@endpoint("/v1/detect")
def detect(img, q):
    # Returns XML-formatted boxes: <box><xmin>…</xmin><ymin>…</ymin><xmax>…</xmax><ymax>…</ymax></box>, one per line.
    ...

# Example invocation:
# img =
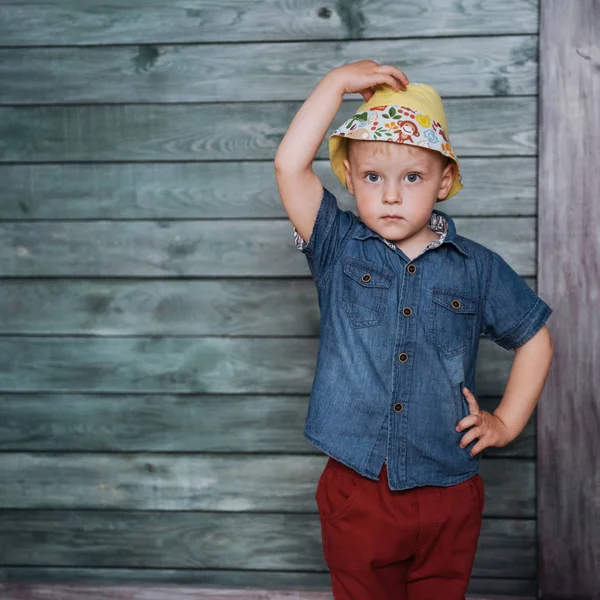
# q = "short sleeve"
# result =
<box><xmin>291</xmin><ymin>186</ymin><xmax>355</xmax><ymax>286</ymax></box>
<box><xmin>481</xmin><ymin>250</ymin><xmax>553</xmax><ymax>350</ymax></box>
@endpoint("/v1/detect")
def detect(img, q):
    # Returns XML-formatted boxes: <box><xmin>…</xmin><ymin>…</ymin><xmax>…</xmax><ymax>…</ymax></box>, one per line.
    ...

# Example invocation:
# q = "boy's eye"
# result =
<box><xmin>366</xmin><ymin>173</ymin><xmax>380</xmax><ymax>182</ymax></box>
<box><xmin>406</xmin><ymin>173</ymin><xmax>421</xmax><ymax>183</ymax></box>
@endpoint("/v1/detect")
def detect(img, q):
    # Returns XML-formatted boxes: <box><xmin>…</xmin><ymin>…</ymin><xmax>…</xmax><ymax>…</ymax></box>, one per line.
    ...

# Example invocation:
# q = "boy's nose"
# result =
<box><xmin>383</xmin><ymin>186</ymin><xmax>401</xmax><ymax>203</ymax></box>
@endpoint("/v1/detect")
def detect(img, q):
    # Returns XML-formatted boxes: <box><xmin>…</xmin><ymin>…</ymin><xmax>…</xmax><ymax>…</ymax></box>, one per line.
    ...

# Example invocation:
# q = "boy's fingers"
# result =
<box><xmin>456</xmin><ymin>412</ymin><xmax>481</xmax><ymax>432</ymax></box>
<box><xmin>459</xmin><ymin>426</ymin><xmax>482</xmax><ymax>448</ymax></box>
<box><xmin>462</xmin><ymin>387</ymin><xmax>480</xmax><ymax>413</ymax></box>
<box><xmin>456</xmin><ymin>388</ymin><xmax>482</xmax><ymax>432</ymax></box>
<box><xmin>382</xmin><ymin>75</ymin><xmax>402</xmax><ymax>91</ymax></box>
<box><xmin>469</xmin><ymin>442</ymin><xmax>485</xmax><ymax>457</ymax></box>
<box><xmin>377</xmin><ymin>64</ymin><xmax>410</xmax><ymax>87</ymax></box>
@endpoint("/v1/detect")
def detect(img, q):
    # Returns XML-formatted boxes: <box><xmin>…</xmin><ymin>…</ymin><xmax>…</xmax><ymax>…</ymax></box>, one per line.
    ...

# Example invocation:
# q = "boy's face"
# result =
<box><xmin>342</xmin><ymin>140</ymin><xmax>455</xmax><ymax>246</ymax></box>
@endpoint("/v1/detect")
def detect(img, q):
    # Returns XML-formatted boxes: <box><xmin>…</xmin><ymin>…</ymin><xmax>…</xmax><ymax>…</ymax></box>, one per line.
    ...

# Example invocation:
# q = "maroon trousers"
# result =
<box><xmin>315</xmin><ymin>457</ymin><xmax>484</xmax><ymax>600</ymax></box>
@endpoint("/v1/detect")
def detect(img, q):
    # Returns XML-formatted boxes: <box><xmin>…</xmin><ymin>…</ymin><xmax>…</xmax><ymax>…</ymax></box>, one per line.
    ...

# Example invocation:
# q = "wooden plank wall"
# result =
<box><xmin>0</xmin><ymin>1</ymin><xmax>540</xmax><ymax>596</ymax></box>
<box><xmin>538</xmin><ymin>1</ymin><xmax>600</xmax><ymax>598</ymax></box>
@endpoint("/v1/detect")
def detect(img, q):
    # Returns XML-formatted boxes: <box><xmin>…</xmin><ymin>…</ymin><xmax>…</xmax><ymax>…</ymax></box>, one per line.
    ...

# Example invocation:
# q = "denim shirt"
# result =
<box><xmin>292</xmin><ymin>186</ymin><xmax>553</xmax><ymax>490</ymax></box>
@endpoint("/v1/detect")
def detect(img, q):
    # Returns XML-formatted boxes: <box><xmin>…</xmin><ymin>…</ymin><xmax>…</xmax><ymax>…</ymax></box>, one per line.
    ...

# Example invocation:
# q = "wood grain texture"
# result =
<box><xmin>0</xmin><ymin>570</ymin><xmax>537</xmax><ymax>595</ymax></box>
<box><xmin>0</xmin><ymin>0</ymin><xmax>543</xmax><ymax>593</ymax></box>
<box><xmin>0</xmin><ymin>453</ymin><xmax>534</xmax><ymax>516</ymax></box>
<box><xmin>538</xmin><ymin>0</ymin><xmax>600</xmax><ymax>597</ymax></box>
<box><xmin>0</xmin><ymin>158</ymin><xmax>537</xmax><ymax>220</ymax></box>
<box><xmin>0</xmin><ymin>583</ymin><xmax>537</xmax><ymax>600</ymax></box>
<box><xmin>0</xmin><ymin>511</ymin><xmax>536</xmax><ymax>577</ymax></box>
<box><xmin>0</xmin><ymin>276</ymin><xmax>537</xmax><ymax>336</ymax></box>
<box><xmin>0</xmin><ymin>217</ymin><xmax>538</xmax><ymax>277</ymax></box>
<box><xmin>0</xmin><ymin>394</ymin><xmax>535</xmax><ymax>458</ymax></box>
<box><xmin>0</xmin><ymin>336</ymin><xmax>523</xmax><ymax>396</ymax></box>
<box><xmin>0</xmin><ymin>0</ymin><xmax>539</xmax><ymax>45</ymax></box>
<box><xmin>0</xmin><ymin>98</ymin><xmax>537</xmax><ymax>162</ymax></box>
<box><xmin>0</xmin><ymin>36</ymin><xmax>537</xmax><ymax>104</ymax></box>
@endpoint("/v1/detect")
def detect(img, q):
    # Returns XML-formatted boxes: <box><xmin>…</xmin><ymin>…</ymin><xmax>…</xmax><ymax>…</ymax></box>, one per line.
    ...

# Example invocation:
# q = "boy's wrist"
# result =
<box><xmin>491</xmin><ymin>409</ymin><xmax>521</xmax><ymax>444</ymax></box>
<box><xmin>320</xmin><ymin>70</ymin><xmax>347</xmax><ymax>98</ymax></box>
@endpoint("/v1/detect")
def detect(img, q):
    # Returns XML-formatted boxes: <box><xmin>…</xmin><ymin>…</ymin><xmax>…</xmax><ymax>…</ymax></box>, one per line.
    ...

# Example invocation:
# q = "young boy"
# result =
<box><xmin>273</xmin><ymin>60</ymin><xmax>554</xmax><ymax>599</ymax></box>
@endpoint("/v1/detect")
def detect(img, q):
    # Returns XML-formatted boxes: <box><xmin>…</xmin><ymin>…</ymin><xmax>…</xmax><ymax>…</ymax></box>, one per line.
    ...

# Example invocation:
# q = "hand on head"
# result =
<box><xmin>329</xmin><ymin>60</ymin><xmax>410</xmax><ymax>101</ymax></box>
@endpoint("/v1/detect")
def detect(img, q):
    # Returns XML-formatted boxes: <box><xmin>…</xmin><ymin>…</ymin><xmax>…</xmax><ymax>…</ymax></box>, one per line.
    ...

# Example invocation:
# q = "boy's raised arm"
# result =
<box><xmin>273</xmin><ymin>61</ymin><xmax>409</xmax><ymax>244</ymax></box>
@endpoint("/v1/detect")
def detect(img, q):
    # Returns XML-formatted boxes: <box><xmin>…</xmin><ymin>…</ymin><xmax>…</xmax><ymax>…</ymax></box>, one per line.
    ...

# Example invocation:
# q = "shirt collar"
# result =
<box><xmin>351</xmin><ymin>208</ymin><xmax>470</xmax><ymax>257</ymax></box>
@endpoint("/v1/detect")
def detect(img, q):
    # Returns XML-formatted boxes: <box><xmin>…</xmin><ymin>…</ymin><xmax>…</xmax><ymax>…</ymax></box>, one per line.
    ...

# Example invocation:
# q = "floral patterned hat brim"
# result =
<box><xmin>330</xmin><ymin>104</ymin><xmax>463</xmax><ymax>200</ymax></box>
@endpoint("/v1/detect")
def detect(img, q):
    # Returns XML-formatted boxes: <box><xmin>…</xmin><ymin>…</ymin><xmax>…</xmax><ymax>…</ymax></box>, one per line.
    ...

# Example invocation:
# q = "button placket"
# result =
<box><xmin>389</xmin><ymin>258</ymin><xmax>421</xmax><ymax>486</ymax></box>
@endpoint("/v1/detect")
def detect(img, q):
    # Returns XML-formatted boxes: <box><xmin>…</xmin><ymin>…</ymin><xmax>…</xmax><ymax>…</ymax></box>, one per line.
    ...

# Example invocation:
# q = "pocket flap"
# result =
<box><xmin>432</xmin><ymin>289</ymin><xmax>478</xmax><ymax>314</ymax></box>
<box><xmin>343</xmin><ymin>257</ymin><xmax>393</xmax><ymax>289</ymax></box>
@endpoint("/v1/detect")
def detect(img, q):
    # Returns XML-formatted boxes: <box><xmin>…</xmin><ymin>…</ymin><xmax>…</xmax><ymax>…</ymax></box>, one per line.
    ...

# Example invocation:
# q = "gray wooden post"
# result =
<box><xmin>538</xmin><ymin>0</ymin><xmax>600</xmax><ymax>597</ymax></box>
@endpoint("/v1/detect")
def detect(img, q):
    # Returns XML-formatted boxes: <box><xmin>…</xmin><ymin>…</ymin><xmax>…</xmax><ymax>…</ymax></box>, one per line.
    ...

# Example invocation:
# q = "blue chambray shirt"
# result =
<box><xmin>293</xmin><ymin>186</ymin><xmax>553</xmax><ymax>490</ymax></box>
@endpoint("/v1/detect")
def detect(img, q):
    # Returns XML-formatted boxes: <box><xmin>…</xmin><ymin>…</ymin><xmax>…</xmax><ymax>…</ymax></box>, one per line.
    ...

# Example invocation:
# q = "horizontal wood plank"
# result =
<box><xmin>0</xmin><ymin>98</ymin><xmax>536</xmax><ymax>163</ymax></box>
<box><xmin>0</xmin><ymin>158</ymin><xmax>537</xmax><ymax>220</ymax></box>
<box><xmin>0</xmin><ymin>570</ymin><xmax>537</xmax><ymax>595</ymax></box>
<box><xmin>0</xmin><ymin>337</ymin><xmax>522</xmax><ymax>396</ymax></box>
<box><xmin>0</xmin><ymin>36</ymin><xmax>537</xmax><ymax>104</ymax></box>
<box><xmin>0</xmin><ymin>453</ymin><xmax>534</xmax><ymax>517</ymax></box>
<box><xmin>0</xmin><ymin>217</ymin><xmax>537</xmax><ymax>277</ymax></box>
<box><xmin>0</xmin><ymin>394</ymin><xmax>535</xmax><ymax>458</ymax></box>
<box><xmin>0</xmin><ymin>0</ymin><xmax>539</xmax><ymax>45</ymax></box>
<box><xmin>0</xmin><ymin>276</ymin><xmax>537</xmax><ymax>336</ymax></box>
<box><xmin>0</xmin><ymin>583</ymin><xmax>537</xmax><ymax>600</ymax></box>
<box><xmin>0</xmin><ymin>511</ymin><xmax>536</xmax><ymax>578</ymax></box>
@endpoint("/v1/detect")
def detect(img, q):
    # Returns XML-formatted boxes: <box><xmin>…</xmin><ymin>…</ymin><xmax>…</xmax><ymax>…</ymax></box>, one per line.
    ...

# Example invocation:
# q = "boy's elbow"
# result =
<box><xmin>274</xmin><ymin>153</ymin><xmax>300</xmax><ymax>176</ymax></box>
<box><xmin>273</xmin><ymin>155</ymin><xmax>287</xmax><ymax>174</ymax></box>
<box><xmin>274</xmin><ymin>142</ymin><xmax>293</xmax><ymax>172</ymax></box>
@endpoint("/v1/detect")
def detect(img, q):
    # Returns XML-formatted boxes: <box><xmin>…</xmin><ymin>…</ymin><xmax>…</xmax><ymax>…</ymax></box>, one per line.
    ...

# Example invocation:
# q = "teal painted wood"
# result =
<box><xmin>0</xmin><ymin>394</ymin><xmax>535</xmax><ymax>458</ymax></box>
<box><xmin>0</xmin><ymin>573</ymin><xmax>334</xmax><ymax>593</ymax></box>
<box><xmin>0</xmin><ymin>454</ymin><xmax>534</xmax><ymax>517</ymax></box>
<box><xmin>0</xmin><ymin>0</ymin><xmax>541</xmax><ymax>592</ymax></box>
<box><xmin>0</xmin><ymin>217</ymin><xmax>538</xmax><ymax>277</ymax></box>
<box><xmin>0</xmin><ymin>583</ymin><xmax>537</xmax><ymax>600</ymax></box>
<box><xmin>0</xmin><ymin>158</ymin><xmax>537</xmax><ymax>220</ymax></box>
<box><xmin>0</xmin><ymin>0</ymin><xmax>539</xmax><ymax>45</ymax></box>
<box><xmin>0</xmin><ymin>36</ymin><xmax>537</xmax><ymax>104</ymax></box>
<box><xmin>0</xmin><ymin>336</ymin><xmax>524</xmax><ymax>396</ymax></box>
<box><xmin>0</xmin><ymin>573</ymin><xmax>537</xmax><ymax>596</ymax></box>
<box><xmin>0</xmin><ymin>511</ymin><xmax>535</xmax><ymax>578</ymax></box>
<box><xmin>0</xmin><ymin>277</ymin><xmax>537</xmax><ymax>336</ymax></box>
<box><xmin>0</xmin><ymin>98</ymin><xmax>536</xmax><ymax>162</ymax></box>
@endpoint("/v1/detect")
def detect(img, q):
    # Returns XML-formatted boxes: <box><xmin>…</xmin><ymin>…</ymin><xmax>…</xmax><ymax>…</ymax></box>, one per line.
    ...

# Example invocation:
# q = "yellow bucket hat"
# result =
<box><xmin>329</xmin><ymin>82</ymin><xmax>463</xmax><ymax>201</ymax></box>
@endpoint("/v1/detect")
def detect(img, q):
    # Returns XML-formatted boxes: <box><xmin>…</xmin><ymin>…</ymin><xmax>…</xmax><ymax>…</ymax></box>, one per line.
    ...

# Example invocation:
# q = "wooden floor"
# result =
<box><xmin>0</xmin><ymin>585</ymin><xmax>536</xmax><ymax>599</ymax></box>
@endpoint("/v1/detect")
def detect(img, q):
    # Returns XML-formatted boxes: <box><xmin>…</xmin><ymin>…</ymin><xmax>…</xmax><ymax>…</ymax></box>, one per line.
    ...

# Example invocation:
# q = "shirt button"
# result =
<box><xmin>402</xmin><ymin>306</ymin><xmax>412</xmax><ymax>317</ymax></box>
<box><xmin>407</xmin><ymin>263</ymin><xmax>416</xmax><ymax>274</ymax></box>
<box><xmin>398</xmin><ymin>352</ymin><xmax>408</xmax><ymax>363</ymax></box>
<box><xmin>362</xmin><ymin>273</ymin><xmax>372</xmax><ymax>283</ymax></box>
<box><xmin>451</xmin><ymin>299</ymin><xmax>461</xmax><ymax>309</ymax></box>
<box><xmin>393</xmin><ymin>402</ymin><xmax>404</xmax><ymax>413</ymax></box>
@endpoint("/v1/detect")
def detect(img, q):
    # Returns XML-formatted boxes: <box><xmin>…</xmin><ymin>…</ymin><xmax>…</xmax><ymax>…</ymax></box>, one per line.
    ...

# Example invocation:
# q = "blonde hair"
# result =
<box><xmin>346</xmin><ymin>138</ymin><xmax>450</xmax><ymax>169</ymax></box>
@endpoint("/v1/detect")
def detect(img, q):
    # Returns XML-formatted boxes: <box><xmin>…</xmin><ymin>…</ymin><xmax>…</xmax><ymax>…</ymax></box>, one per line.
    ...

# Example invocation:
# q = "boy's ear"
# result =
<box><xmin>343</xmin><ymin>158</ymin><xmax>355</xmax><ymax>196</ymax></box>
<box><xmin>437</xmin><ymin>160</ymin><xmax>456</xmax><ymax>201</ymax></box>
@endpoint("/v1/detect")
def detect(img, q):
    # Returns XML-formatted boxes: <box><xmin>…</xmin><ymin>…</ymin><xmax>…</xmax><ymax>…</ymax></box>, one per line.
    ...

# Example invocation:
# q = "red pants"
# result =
<box><xmin>315</xmin><ymin>457</ymin><xmax>484</xmax><ymax>600</ymax></box>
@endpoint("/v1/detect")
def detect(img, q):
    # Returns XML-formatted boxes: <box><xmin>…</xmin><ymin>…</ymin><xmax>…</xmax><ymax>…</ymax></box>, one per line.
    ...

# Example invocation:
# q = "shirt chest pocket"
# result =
<box><xmin>427</xmin><ymin>288</ymin><xmax>479</xmax><ymax>356</ymax></box>
<box><xmin>342</xmin><ymin>257</ymin><xmax>394</xmax><ymax>328</ymax></box>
